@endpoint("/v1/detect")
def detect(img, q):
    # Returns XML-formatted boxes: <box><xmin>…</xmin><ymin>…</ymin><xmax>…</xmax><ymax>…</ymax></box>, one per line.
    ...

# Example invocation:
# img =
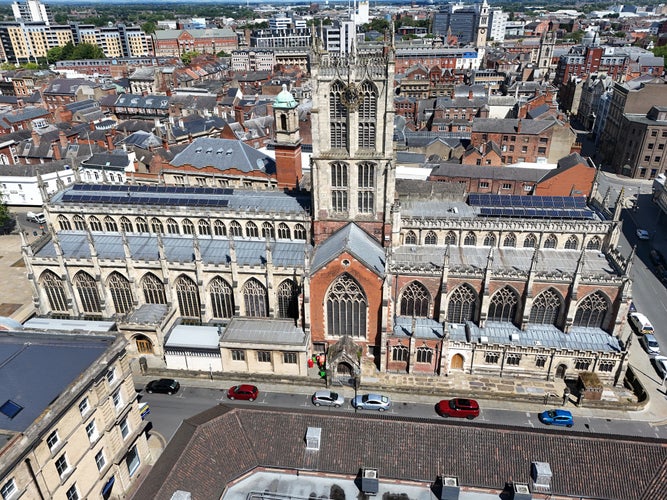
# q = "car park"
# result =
<box><xmin>436</xmin><ymin>398</ymin><xmax>480</xmax><ymax>419</ymax></box>
<box><xmin>651</xmin><ymin>356</ymin><xmax>667</xmax><ymax>379</ymax></box>
<box><xmin>227</xmin><ymin>384</ymin><xmax>259</xmax><ymax>401</ymax></box>
<box><xmin>312</xmin><ymin>390</ymin><xmax>344</xmax><ymax>407</ymax></box>
<box><xmin>637</xmin><ymin>229</ymin><xmax>651</xmax><ymax>240</ymax></box>
<box><xmin>145</xmin><ymin>378</ymin><xmax>180</xmax><ymax>395</ymax></box>
<box><xmin>351</xmin><ymin>393</ymin><xmax>391</xmax><ymax>411</ymax></box>
<box><xmin>539</xmin><ymin>409</ymin><xmax>573</xmax><ymax>427</ymax></box>
<box><xmin>628</xmin><ymin>312</ymin><xmax>654</xmax><ymax>335</ymax></box>
<box><xmin>640</xmin><ymin>334</ymin><xmax>661</xmax><ymax>355</ymax></box>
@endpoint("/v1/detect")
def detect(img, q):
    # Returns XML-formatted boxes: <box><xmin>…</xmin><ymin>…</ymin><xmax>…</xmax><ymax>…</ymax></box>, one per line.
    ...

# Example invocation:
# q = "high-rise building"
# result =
<box><xmin>488</xmin><ymin>7</ymin><xmax>508</xmax><ymax>42</ymax></box>
<box><xmin>11</xmin><ymin>0</ymin><xmax>53</xmax><ymax>25</ymax></box>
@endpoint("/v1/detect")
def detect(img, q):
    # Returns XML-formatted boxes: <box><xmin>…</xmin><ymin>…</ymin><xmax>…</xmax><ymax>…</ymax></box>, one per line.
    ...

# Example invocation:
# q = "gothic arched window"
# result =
<box><xmin>41</xmin><ymin>270</ymin><xmax>68</xmax><ymax>312</ymax></box>
<box><xmin>444</xmin><ymin>231</ymin><xmax>457</xmax><ymax>245</ymax></box>
<box><xmin>294</xmin><ymin>224</ymin><xmax>307</xmax><ymax>240</ymax></box>
<box><xmin>331</xmin><ymin>162</ymin><xmax>349</xmax><ymax>213</ymax></box>
<box><xmin>104</xmin><ymin>216</ymin><xmax>117</xmax><ymax>232</ymax></box>
<box><xmin>182</xmin><ymin>219</ymin><xmax>194</xmax><ymax>235</ymax></box>
<box><xmin>198</xmin><ymin>220</ymin><xmax>211</xmax><ymax>236</ymax></box>
<box><xmin>141</xmin><ymin>273</ymin><xmax>166</xmax><ymax>305</ymax></box>
<box><xmin>488</xmin><ymin>286</ymin><xmax>519</xmax><ymax>323</ymax></box>
<box><xmin>392</xmin><ymin>343</ymin><xmax>409</xmax><ymax>362</ymax></box>
<box><xmin>544</xmin><ymin>234</ymin><xmax>558</xmax><ymax>249</ymax></box>
<box><xmin>230</xmin><ymin>220</ymin><xmax>243</xmax><ymax>237</ymax></box>
<box><xmin>405</xmin><ymin>231</ymin><xmax>417</xmax><ymax>245</ymax></box>
<box><xmin>74</xmin><ymin>272</ymin><xmax>101</xmax><ymax>313</ymax></box>
<box><xmin>176</xmin><ymin>275</ymin><xmax>200</xmax><ymax>320</ymax></box>
<box><xmin>483</xmin><ymin>232</ymin><xmax>496</xmax><ymax>247</ymax></box>
<box><xmin>503</xmin><ymin>233</ymin><xmax>516</xmax><ymax>247</ymax></box>
<box><xmin>529</xmin><ymin>288</ymin><xmax>562</xmax><ymax>326</ymax></box>
<box><xmin>400</xmin><ymin>281</ymin><xmax>431</xmax><ymax>317</ymax></box>
<box><xmin>464</xmin><ymin>232</ymin><xmax>476</xmax><ymax>246</ymax></box>
<box><xmin>358</xmin><ymin>162</ymin><xmax>375</xmax><ymax>213</ymax></box>
<box><xmin>242</xmin><ymin>278</ymin><xmax>268</xmax><ymax>317</ymax></box>
<box><xmin>120</xmin><ymin>217</ymin><xmax>133</xmax><ymax>233</ymax></box>
<box><xmin>586</xmin><ymin>236</ymin><xmax>602</xmax><ymax>250</ymax></box>
<box><xmin>329</xmin><ymin>80</ymin><xmax>347</xmax><ymax>149</ymax></box>
<box><xmin>89</xmin><ymin>216</ymin><xmax>102</xmax><ymax>232</ymax></box>
<box><xmin>574</xmin><ymin>291</ymin><xmax>609</xmax><ymax>328</ymax></box>
<box><xmin>523</xmin><ymin>233</ymin><xmax>537</xmax><ymax>248</ymax></box>
<box><xmin>246</xmin><ymin>221</ymin><xmax>259</xmax><ymax>238</ymax></box>
<box><xmin>358</xmin><ymin>80</ymin><xmax>378</xmax><ymax>149</ymax></box>
<box><xmin>166</xmin><ymin>218</ymin><xmax>179</xmax><ymax>234</ymax></box>
<box><xmin>210</xmin><ymin>277</ymin><xmax>234</xmax><ymax>319</ymax></box>
<box><xmin>425</xmin><ymin>231</ymin><xmax>437</xmax><ymax>245</ymax></box>
<box><xmin>416</xmin><ymin>345</ymin><xmax>433</xmax><ymax>364</ymax></box>
<box><xmin>447</xmin><ymin>285</ymin><xmax>477</xmax><ymax>324</ymax></box>
<box><xmin>565</xmin><ymin>235</ymin><xmax>579</xmax><ymax>250</ymax></box>
<box><xmin>262</xmin><ymin>222</ymin><xmax>275</xmax><ymax>239</ymax></box>
<box><xmin>277</xmin><ymin>279</ymin><xmax>299</xmax><ymax>319</ymax></box>
<box><xmin>213</xmin><ymin>220</ymin><xmax>226</xmax><ymax>236</ymax></box>
<box><xmin>151</xmin><ymin>217</ymin><xmax>163</xmax><ymax>234</ymax></box>
<box><xmin>326</xmin><ymin>274</ymin><xmax>367</xmax><ymax>338</ymax></box>
<box><xmin>73</xmin><ymin>215</ymin><xmax>85</xmax><ymax>230</ymax></box>
<box><xmin>57</xmin><ymin>215</ymin><xmax>71</xmax><ymax>231</ymax></box>
<box><xmin>108</xmin><ymin>272</ymin><xmax>133</xmax><ymax>314</ymax></box>
<box><xmin>136</xmin><ymin>217</ymin><xmax>149</xmax><ymax>233</ymax></box>
<box><xmin>277</xmin><ymin>223</ymin><xmax>291</xmax><ymax>239</ymax></box>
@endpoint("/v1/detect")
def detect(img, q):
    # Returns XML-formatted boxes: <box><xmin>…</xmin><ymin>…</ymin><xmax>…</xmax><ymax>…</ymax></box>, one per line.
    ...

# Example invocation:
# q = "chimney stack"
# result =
<box><xmin>31</xmin><ymin>129</ymin><xmax>39</xmax><ymax>146</ymax></box>
<box><xmin>59</xmin><ymin>130</ymin><xmax>67</xmax><ymax>148</ymax></box>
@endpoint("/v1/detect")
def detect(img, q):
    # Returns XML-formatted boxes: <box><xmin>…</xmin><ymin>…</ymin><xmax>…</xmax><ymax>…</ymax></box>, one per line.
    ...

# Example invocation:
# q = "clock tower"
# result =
<box><xmin>310</xmin><ymin>41</ymin><xmax>396</xmax><ymax>246</ymax></box>
<box><xmin>476</xmin><ymin>0</ymin><xmax>489</xmax><ymax>49</ymax></box>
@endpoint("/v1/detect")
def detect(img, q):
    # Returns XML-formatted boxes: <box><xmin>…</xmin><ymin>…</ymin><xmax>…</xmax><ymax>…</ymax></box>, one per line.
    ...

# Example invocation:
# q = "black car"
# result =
<box><xmin>146</xmin><ymin>378</ymin><xmax>180</xmax><ymax>395</ymax></box>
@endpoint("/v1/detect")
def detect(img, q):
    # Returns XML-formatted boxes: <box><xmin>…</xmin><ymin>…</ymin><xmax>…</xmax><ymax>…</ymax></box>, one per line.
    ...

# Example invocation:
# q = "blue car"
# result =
<box><xmin>539</xmin><ymin>409</ymin><xmax>573</xmax><ymax>427</ymax></box>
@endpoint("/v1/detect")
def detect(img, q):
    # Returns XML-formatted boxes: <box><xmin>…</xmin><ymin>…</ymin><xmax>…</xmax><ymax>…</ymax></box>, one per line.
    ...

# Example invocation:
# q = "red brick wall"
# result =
<box><xmin>534</xmin><ymin>163</ymin><xmax>595</xmax><ymax>197</ymax></box>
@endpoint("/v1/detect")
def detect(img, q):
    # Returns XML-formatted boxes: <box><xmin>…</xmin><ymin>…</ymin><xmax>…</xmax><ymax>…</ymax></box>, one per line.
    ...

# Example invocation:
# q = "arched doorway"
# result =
<box><xmin>555</xmin><ymin>364</ymin><xmax>567</xmax><ymax>379</ymax></box>
<box><xmin>135</xmin><ymin>335</ymin><xmax>153</xmax><ymax>355</ymax></box>
<box><xmin>336</xmin><ymin>361</ymin><xmax>354</xmax><ymax>386</ymax></box>
<box><xmin>450</xmin><ymin>354</ymin><xmax>464</xmax><ymax>370</ymax></box>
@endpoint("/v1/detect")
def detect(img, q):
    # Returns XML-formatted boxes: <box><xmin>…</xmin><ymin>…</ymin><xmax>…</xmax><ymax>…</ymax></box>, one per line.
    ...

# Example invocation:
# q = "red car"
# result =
<box><xmin>436</xmin><ymin>398</ymin><xmax>480</xmax><ymax>419</ymax></box>
<box><xmin>227</xmin><ymin>384</ymin><xmax>259</xmax><ymax>401</ymax></box>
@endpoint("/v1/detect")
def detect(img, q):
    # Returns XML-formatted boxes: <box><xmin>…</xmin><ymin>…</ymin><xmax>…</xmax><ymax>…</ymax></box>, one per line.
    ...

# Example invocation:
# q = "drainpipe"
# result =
<box><xmin>25</xmin><ymin>458</ymin><xmax>46</xmax><ymax>500</ymax></box>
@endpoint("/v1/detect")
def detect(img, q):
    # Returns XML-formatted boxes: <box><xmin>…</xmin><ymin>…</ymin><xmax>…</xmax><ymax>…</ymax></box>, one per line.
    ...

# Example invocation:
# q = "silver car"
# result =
<box><xmin>641</xmin><ymin>334</ymin><xmax>661</xmax><ymax>355</ymax></box>
<box><xmin>351</xmin><ymin>393</ymin><xmax>391</xmax><ymax>411</ymax></box>
<box><xmin>312</xmin><ymin>390</ymin><xmax>344</xmax><ymax>407</ymax></box>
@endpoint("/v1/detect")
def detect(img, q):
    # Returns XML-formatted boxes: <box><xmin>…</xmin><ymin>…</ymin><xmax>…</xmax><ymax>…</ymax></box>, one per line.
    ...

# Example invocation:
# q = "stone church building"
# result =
<box><xmin>22</xmin><ymin>42</ymin><xmax>633</xmax><ymax>388</ymax></box>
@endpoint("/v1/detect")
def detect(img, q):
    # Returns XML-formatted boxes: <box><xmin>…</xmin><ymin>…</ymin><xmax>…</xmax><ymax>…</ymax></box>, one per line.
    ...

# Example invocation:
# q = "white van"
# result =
<box><xmin>26</xmin><ymin>211</ymin><xmax>46</xmax><ymax>224</ymax></box>
<box><xmin>628</xmin><ymin>312</ymin><xmax>654</xmax><ymax>335</ymax></box>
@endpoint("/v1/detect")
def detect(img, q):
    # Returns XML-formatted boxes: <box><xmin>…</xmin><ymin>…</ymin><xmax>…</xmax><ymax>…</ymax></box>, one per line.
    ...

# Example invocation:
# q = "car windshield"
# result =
<box><xmin>329</xmin><ymin>392</ymin><xmax>339</xmax><ymax>400</ymax></box>
<box><xmin>547</xmin><ymin>410</ymin><xmax>557</xmax><ymax>417</ymax></box>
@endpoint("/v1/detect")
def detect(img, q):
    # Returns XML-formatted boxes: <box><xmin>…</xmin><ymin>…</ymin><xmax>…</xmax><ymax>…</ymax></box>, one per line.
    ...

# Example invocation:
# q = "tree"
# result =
<box><xmin>71</xmin><ymin>43</ymin><xmax>105</xmax><ymax>60</ymax></box>
<box><xmin>0</xmin><ymin>193</ymin><xmax>13</xmax><ymax>235</ymax></box>
<box><xmin>54</xmin><ymin>12</ymin><xmax>68</xmax><ymax>24</ymax></box>
<box><xmin>653</xmin><ymin>45</ymin><xmax>667</xmax><ymax>66</ymax></box>
<box><xmin>47</xmin><ymin>46</ymin><xmax>63</xmax><ymax>64</ymax></box>
<box><xmin>141</xmin><ymin>21</ymin><xmax>156</xmax><ymax>34</ymax></box>
<box><xmin>180</xmin><ymin>51</ymin><xmax>200</xmax><ymax>65</ymax></box>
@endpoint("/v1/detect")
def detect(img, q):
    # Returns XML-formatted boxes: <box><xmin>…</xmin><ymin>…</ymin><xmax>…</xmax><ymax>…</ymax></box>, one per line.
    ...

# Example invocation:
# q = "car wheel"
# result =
<box><xmin>249</xmin><ymin>397</ymin><xmax>254</xmax><ymax>402</ymax></box>
<box><xmin>334</xmin><ymin>404</ymin><xmax>340</xmax><ymax>408</ymax></box>
<box><xmin>229</xmin><ymin>396</ymin><xmax>235</xmax><ymax>400</ymax></box>
<box><xmin>314</xmin><ymin>402</ymin><xmax>321</xmax><ymax>406</ymax></box>
<box><xmin>379</xmin><ymin>408</ymin><xmax>385</xmax><ymax>412</ymax></box>
<box><xmin>567</xmin><ymin>424</ymin><xmax>573</xmax><ymax>428</ymax></box>
<box><xmin>466</xmin><ymin>416</ymin><xmax>475</xmax><ymax>420</ymax></box>
<box><xmin>441</xmin><ymin>413</ymin><xmax>448</xmax><ymax>417</ymax></box>
<box><xmin>167</xmin><ymin>391</ymin><xmax>173</xmax><ymax>395</ymax></box>
<box><xmin>147</xmin><ymin>389</ymin><xmax>153</xmax><ymax>394</ymax></box>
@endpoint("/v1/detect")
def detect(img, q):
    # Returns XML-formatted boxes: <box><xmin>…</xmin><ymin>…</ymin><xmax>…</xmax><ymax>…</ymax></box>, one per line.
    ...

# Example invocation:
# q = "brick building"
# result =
<box><xmin>153</xmin><ymin>28</ymin><xmax>237</xmax><ymax>58</ymax></box>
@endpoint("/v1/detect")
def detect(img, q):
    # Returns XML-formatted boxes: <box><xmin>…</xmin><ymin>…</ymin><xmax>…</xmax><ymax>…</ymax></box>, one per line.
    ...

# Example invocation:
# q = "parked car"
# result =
<box><xmin>227</xmin><ymin>384</ymin><xmax>259</xmax><ymax>401</ymax></box>
<box><xmin>312</xmin><ymin>390</ymin><xmax>344</xmax><ymax>407</ymax></box>
<box><xmin>651</xmin><ymin>355</ymin><xmax>667</xmax><ymax>379</ymax></box>
<box><xmin>650</xmin><ymin>249</ymin><xmax>665</xmax><ymax>267</ymax></box>
<box><xmin>636</xmin><ymin>229</ymin><xmax>651</xmax><ymax>240</ymax></box>
<box><xmin>26</xmin><ymin>211</ymin><xmax>46</xmax><ymax>224</ymax></box>
<box><xmin>628</xmin><ymin>312</ymin><xmax>654</xmax><ymax>335</ymax></box>
<box><xmin>145</xmin><ymin>378</ymin><xmax>180</xmax><ymax>395</ymax></box>
<box><xmin>640</xmin><ymin>334</ymin><xmax>661</xmax><ymax>355</ymax></box>
<box><xmin>539</xmin><ymin>409</ymin><xmax>574</xmax><ymax>427</ymax></box>
<box><xmin>351</xmin><ymin>393</ymin><xmax>391</xmax><ymax>411</ymax></box>
<box><xmin>436</xmin><ymin>398</ymin><xmax>480</xmax><ymax>419</ymax></box>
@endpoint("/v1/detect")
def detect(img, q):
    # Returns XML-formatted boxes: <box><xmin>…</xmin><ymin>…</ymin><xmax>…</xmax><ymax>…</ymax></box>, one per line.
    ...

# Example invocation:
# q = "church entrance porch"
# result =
<box><xmin>325</xmin><ymin>336</ymin><xmax>362</xmax><ymax>388</ymax></box>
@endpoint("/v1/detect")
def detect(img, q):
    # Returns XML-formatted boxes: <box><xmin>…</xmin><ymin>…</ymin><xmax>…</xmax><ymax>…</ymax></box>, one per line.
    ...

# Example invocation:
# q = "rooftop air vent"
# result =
<box><xmin>479</xmin><ymin>336</ymin><xmax>489</xmax><ymax>344</ymax></box>
<box><xmin>440</xmin><ymin>476</ymin><xmax>460</xmax><ymax>500</ymax></box>
<box><xmin>360</xmin><ymin>468</ymin><xmax>379</xmax><ymax>496</ymax></box>
<box><xmin>531</xmin><ymin>462</ymin><xmax>552</xmax><ymax>493</ymax></box>
<box><xmin>305</xmin><ymin>427</ymin><xmax>321</xmax><ymax>450</ymax></box>
<box><xmin>512</xmin><ymin>482</ymin><xmax>531</xmax><ymax>500</ymax></box>
<box><xmin>510</xmin><ymin>333</ymin><xmax>520</xmax><ymax>342</ymax></box>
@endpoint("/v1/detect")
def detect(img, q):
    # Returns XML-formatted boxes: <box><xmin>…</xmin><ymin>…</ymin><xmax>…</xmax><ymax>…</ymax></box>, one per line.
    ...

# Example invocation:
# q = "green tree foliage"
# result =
<box><xmin>47</xmin><ymin>42</ymin><xmax>104</xmax><ymax>62</ymax></box>
<box><xmin>180</xmin><ymin>51</ymin><xmax>200</xmax><ymax>65</ymax></box>
<box><xmin>0</xmin><ymin>193</ymin><xmax>13</xmax><ymax>234</ymax></box>
<box><xmin>47</xmin><ymin>46</ymin><xmax>63</xmax><ymax>64</ymax></box>
<box><xmin>54</xmin><ymin>12</ymin><xmax>68</xmax><ymax>24</ymax></box>
<box><xmin>361</xmin><ymin>18</ymin><xmax>390</xmax><ymax>33</ymax></box>
<box><xmin>141</xmin><ymin>21</ymin><xmax>156</xmax><ymax>34</ymax></box>
<box><xmin>653</xmin><ymin>45</ymin><xmax>667</xmax><ymax>66</ymax></box>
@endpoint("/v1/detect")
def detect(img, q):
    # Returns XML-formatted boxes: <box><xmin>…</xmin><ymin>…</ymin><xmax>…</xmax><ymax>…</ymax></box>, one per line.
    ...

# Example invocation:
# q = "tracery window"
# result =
<box><xmin>73</xmin><ymin>215</ymin><xmax>85</xmax><ymax>230</ymax></box>
<box><xmin>166</xmin><ymin>218</ymin><xmax>179</xmax><ymax>234</ymax></box>
<box><xmin>151</xmin><ymin>218</ymin><xmax>163</xmax><ymax>234</ymax></box>
<box><xmin>544</xmin><ymin>234</ymin><xmax>558</xmax><ymax>249</ymax></box>
<box><xmin>89</xmin><ymin>216</ymin><xmax>102</xmax><ymax>232</ymax></box>
<box><xmin>120</xmin><ymin>217</ymin><xmax>133</xmax><ymax>233</ymax></box>
<box><xmin>573</xmin><ymin>291</ymin><xmax>609</xmax><ymax>328</ymax></box>
<box><xmin>104</xmin><ymin>216</ymin><xmax>117</xmax><ymax>232</ymax></box>
<box><xmin>358</xmin><ymin>81</ymin><xmax>378</xmax><ymax>149</ymax></box>
<box><xmin>392</xmin><ymin>344</ymin><xmax>409</xmax><ymax>362</ymax></box>
<box><xmin>210</xmin><ymin>277</ymin><xmax>234</xmax><ymax>319</ymax></box>
<box><xmin>487</xmin><ymin>286</ymin><xmax>519</xmax><ymax>323</ymax></box>
<box><xmin>262</xmin><ymin>222</ymin><xmax>275</xmax><ymax>239</ymax></box>
<box><xmin>400</xmin><ymin>281</ymin><xmax>430</xmax><ymax>317</ymax></box>
<box><xmin>331</xmin><ymin>162</ymin><xmax>349</xmax><ymax>213</ymax></box>
<box><xmin>416</xmin><ymin>346</ymin><xmax>433</xmax><ymax>364</ymax></box>
<box><xmin>294</xmin><ymin>224</ymin><xmax>307</xmax><ymax>240</ymax></box>
<box><xmin>242</xmin><ymin>278</ymin><xmax>268</xmax><ymax>317</ymax></box>
<box><xmin>136</xmin><ymin>217</ymin><xmax>148</xmax><ymax>233</ymax></box>
<box><xmin>464</xmin><ymin>232</ymin><xmax>476</xmax><ymax>246</ymax></box>
<box><xmin>176</xmin><ymin>275</ymin><xmax>200</xmax><ymax>319</ymax></box>
<box><xmin>329</xmin><ymin>80</ymin><xmax>347</xmax><ymax>149</ymax></box>
<box><xmin>246</xmin><ymin>221</ymin><xmax>259</xmax><ymax>238</ymax></box>
<box><xmin>564</xmin><ymin>235</ymin><xmax>578</xmax><ymax>250</ymax></box>
<box><xmin>444</xmin><ymin>231</ymin><xmax>457</xmax><ymax>245</ymax></box>
<box><xmin>326</xmin><ymin>274</ymin><xmax>367</xmax><ymax>338</ymax></box>
<box><xmin>523</xmin><ymin>233</ymin><xmax>537</xmax><ymax>248</ymax></box>
<box><xmin>58</xmin><ymin>215</ymin><xmax>71</xmax><ymax>230</ymax></box>
<box><xmin>405</xmin><ymin>231</ymin><xmax>417</xmax><ymax>245</ymax></box>
<box><xmin>483</xmin><ymin>232</ymin><xmax>496</xmax><ymax>246</ymax></box>
<box><xmin>230</xmin><ymin>220</ymin><xmax>243</xmax><ymax>237</ymax></box>
<box><xmin>529</xmin><ymin>288</ymin><xmax>562</xmax><ymax>326</ymax></box>
<box><xmin>277</xmin><ymin>279</ymin><xmax>298</xmax><ymax>319</ymax></box>
<box><xmin>277</xmin><ymin>223</ymin><xmax>291</xmax><ymax>239</ymax></box>
<box><xmin>425</xmin><ymin>231</ymin><xmax>437</xmax><ymax>245</ymax></box>
<box><xmin>41</xmin><ymin>270</ymin><xmax>68</xmax><ymax>312</ymax></box>
<box><xmin>503</xmin><ymin>232</ymin><xmax>516</xmax><ymax>247</ymax></box>
<box><xmin>74</xmin><ymin>272</ymin><xmax>101</xmax><ymax>314</ymax></box>
<box><xmin>213</xmin><ymin>220</ymin><xmax>226</xmax><ymax>236</ymax></box>
<box><xmin>182</xmin><ymin>219</ymin><xmax>194</xmax><ymax>235</ymax></box>
<box><xmin>586</xmin><ymin>236</ymin><xmax>602</xmax><ymax>250</ymax></box>
<box><xmin>198</xmin><ymin>220</ymin><xmax>211</xmax><ymax>236</ymax></box>
<box><xmin>141</xmin><ymin>273</ymin><xmax>166</xmax><ymax>305</ymax></box>
<box><xmin>108</xmin><ymin>272</ymin><xmax>133</xmax><ymax>314</ymax></box>
<box><xmin>575</xmin><ymin>358</ymin><xmax>591</xmax><ymax>370</ymax></box>
<box><xmin>447</xmin><ymin>285</ymin><xmax>477</xmax><ymax>324</ymax></box>
<box><xmin>357</xmin><ymin>162</ymin><xmax>375</xmax><ymax>213</ymax></box>
<box><xmin>506</xmin><ymin>353</ymin><xmax>521</xmax><ymax>366</ymax></box>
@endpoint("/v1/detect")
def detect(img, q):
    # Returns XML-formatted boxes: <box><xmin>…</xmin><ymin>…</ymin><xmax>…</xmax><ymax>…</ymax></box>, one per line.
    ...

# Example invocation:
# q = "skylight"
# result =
<box><xmin>0</xmin><ymin>400</ymin><xmax>23</xmax><ymax>419</ymax></box>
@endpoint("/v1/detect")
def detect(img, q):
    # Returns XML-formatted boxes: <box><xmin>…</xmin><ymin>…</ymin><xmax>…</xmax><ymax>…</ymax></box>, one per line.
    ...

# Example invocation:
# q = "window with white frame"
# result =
<box><xmin>1</xmin><ymin>478</ymin><xmax>17</xmax><ymax>500</ymax></box>
<box><xmin>126</xmin><ymin>445</ymin><xmax>141</xmax><ymax>476</ymax></box>
<box><xmin>120</xmin><ymin>416</ymin><xmax>130</xmax><ymax>439</ymax></box>
<box><xmin>78</xmin><ymin>398</ymin><xmax>89</xmax><ymax>416</ymax></box>
<box><xmin>55</xmin><ymin>454</ymin><xmax>69</xmax><ymax>478</ymax></box>
<box><xmin>46</xmin><ymin>430</ymin><xmax>59</xmax><ymax>451</ymax></box>
<box><xmin>112</xmin><ymin>388</ymin><xmax>123</xmax><ymax>411</ymax></box>
<box><xmin>95</xmin><ymin>449</ymin><xmax>106</xmax><ymax>471</ymax></box>
<box><xmin>86</xmin><ymin>420</ymin><xmax>98</xmax><ymax>442</ymax></box>
<box><xmin>106</xmin><ymin>368</ymin><xmax>116</xmax><ymax>384</ymax></box>
<box><xmin>65</xmin><ymin>484</ymin><xmax>79</xmax><ymax>500</ymax></box>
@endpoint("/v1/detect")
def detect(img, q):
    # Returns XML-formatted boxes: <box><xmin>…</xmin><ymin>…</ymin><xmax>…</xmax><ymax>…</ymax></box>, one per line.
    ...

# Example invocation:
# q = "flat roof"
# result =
<box><xmin>222</xmin><ymin>318</ymin><xmax>306</xmax><ymax>346</ymax></box>
<box><xmin>23</xmin><ymin>317</ymin><xmax>116</xmax><ymax>332</ymax></box>
<box><xmin>166</xmin><ymin>325</ymin><xmax>221</xmax><ymax>349</ymax></box>
<box><xmin>0</xmin><ymin>330</ymin><xmax>114</xmax><ymax>433</ymax></box>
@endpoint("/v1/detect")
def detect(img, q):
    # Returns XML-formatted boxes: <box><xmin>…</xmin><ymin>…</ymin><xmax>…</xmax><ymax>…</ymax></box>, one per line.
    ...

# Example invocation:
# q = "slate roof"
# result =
<box><xmin>35</xmin><ymin>232</ymin><xmax>309</xmax><ymax>267</ymax></box>
<box><xmin>169</xmin><ymin>137</ymin><xmax>275</xmax><ymax>174</ymax></box>
<box><xmin>43</xmin><ymin>78</ymin><xmax>98</xmax><ymax>95</ymax></box>
<box><xmin>311</xmin><ymin>223</ymin><xmax>385</xmax><ymax>277</ymax></box>
<box><xmin>131</xmin><ymin>405</ymin><xmax>667</xmax><ymax>500</ymax></box>
<box><xmin>472</xmin><ymin>118</ymin><xmax>555</xmax><ymax>135</ymax></box>
<box><xmin>221</xmin><ymin>318</ymin><xmax>306</xmax><ymax>346</ymax></box>
<box><xmin>114</xmin><ymin>94</ymin><xmax>170</xmax><ymax>110</ymax></box>
<box><xmin>81</xmin><ymin>151</ymin><xmax>131</xmax><ymax>170</ymax></box>
<box><xmin>122</xmin><ymin>130</ymin><xmax>163</xmax><ymax>149</ymax></box>
<box><xmin>0</xmin><ymin>106</ymin><xmax>49</xmax><ymax>127</ymax></box>
<box><xmin>429</xmin><ymin>162</ymin><xmax>549</xmax><ymax>183</ymax></box>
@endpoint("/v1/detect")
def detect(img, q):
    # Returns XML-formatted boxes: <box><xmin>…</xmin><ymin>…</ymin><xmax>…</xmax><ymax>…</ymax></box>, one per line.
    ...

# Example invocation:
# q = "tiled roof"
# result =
<box><xmin>132</xmin><ymin>405</ymin><xmax>667</xmax><ymax>500</ymax></box>
<box><xmin>472</xmin><ymin>118</ymin><xmax>555</xmax><ymax>135</ymax></box>
<box><xmin>311</xmin><ymin>223</ymin><xmax>385</xmax><ymax>277</ymax></box>
<box><xmin>429</xmin><ymin>162</ymin><xmax>548</xmax><ymax>182</ymax></box>
<box><xmin>169</xmin><ymin>137</ymin><xmax>275</xmax><ymax>173</ymax></box>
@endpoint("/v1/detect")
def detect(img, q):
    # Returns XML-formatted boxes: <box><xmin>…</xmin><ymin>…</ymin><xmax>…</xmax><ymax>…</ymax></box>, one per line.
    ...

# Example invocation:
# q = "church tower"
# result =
<box><xmin>310</xmin><ymin>39</ymin><xmax>396</xmax><ymax>246</ymax></box>
<box><xmin>272</xmin><ymin>85</ymin><xmax>303</xmax><ymax>189</ymax></box>
<box><xmin>537</xmin><ymin>22</ymin><xmax>556</xmax><ymax>79</ymax></box>
<box><xmin>476</xmin><ymin>0</ymin><xmax>489</xmax><ymax>49</ymax></box>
